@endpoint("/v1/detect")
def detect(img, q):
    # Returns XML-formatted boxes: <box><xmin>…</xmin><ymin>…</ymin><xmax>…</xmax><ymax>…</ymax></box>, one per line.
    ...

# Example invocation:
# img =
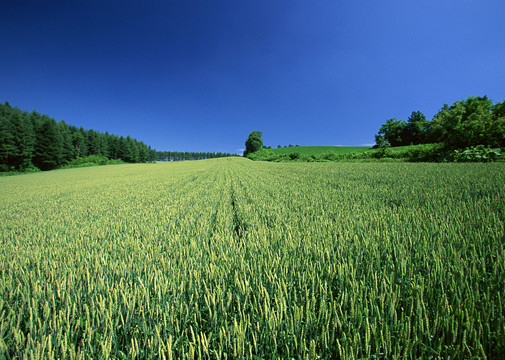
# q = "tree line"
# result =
<box><xmin>0</xmin><ymin>101</ymin><xmax>237</xmax><ymax>172</ymax></box>
<box><xmin>156</xmin><ymin>151</ymin><xmax>238</xmax><ymax>161</ymax></box>
<box><xmin>375</xmin><ymin>96</ymin><xmax>505</xmax><ymax>149</ymax></box>
<box><xmin>0</xmin><ymin>102</ymin><xmax>158</xmax><ymax>171</ymax></box>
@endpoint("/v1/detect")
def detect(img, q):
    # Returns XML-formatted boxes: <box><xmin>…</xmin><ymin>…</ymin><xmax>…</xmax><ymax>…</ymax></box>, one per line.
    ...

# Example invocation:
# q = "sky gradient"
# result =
<box><xmin>1</xmin><ymin>0</ymin><xmax>504</xmax><ymax>153</ymax></box>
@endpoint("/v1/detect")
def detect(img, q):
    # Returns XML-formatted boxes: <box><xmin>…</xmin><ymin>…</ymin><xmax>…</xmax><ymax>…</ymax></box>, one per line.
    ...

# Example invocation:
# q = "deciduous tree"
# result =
<box><xmin>244</xmin><ymin>130</ymin><xmax>263</xmax><ymax>156</ymax></box>
<box><xmin>431</xmin><ymin>96</ymin><xmax>503</xmax><ymax>148</ymax></box>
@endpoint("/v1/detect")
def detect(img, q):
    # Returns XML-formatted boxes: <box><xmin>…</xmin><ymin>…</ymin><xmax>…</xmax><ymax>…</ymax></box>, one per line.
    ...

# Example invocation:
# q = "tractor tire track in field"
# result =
<box><xmin>230</xmin><ymin>186</ymin><xmax>241</xmax><ymax>239</ymax></box>
<box><xmin>227</xmin><ymin>165</ymin><xmax>251</xmax><ymax>242</ymax></box>
<box><xmin>229</xmin><ymin>177</ymin><xmax>247</xmax><ymax>242</ymax></box>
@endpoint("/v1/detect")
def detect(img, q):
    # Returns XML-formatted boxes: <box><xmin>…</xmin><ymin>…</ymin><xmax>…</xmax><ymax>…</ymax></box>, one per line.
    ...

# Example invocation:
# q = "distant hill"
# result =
<box><xmin>246</xmin><ymin>145</ymin><xmax>376</xmax><ymax>162</ymax></box>
<box><xmin>246</xmin><ymin>144</ymin><xmax>456</xmax><ymax>162</ymax></box>
<box><xmin>267</xmin><ymin>146</ymin><xmax>371</xmax><ymax>156</ymax></box>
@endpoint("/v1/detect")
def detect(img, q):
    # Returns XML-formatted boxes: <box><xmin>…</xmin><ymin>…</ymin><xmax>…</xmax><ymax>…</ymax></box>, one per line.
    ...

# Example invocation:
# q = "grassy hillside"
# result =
<box><xmin>248</xmin><ymin>143</ymin><xmax>458</xmax><ymax>162</ymax></box>
<box><xmin>248</xmin><ymin>145</ymin><xmax>375</xmax><ymax>162</ymax></box>
<box><xmin>1</xmin><ymin>158</ymin><xmax>504</xmax><ymax>358</ymax></box>
<box><xmin>267</xmin><ymin>145</ymin><xmax>371</xmax><ymax>156</ymax></box>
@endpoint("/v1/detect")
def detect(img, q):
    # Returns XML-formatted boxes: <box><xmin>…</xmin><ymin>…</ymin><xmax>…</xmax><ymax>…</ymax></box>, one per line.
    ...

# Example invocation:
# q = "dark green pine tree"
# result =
<box><xmin>71</xmin><ymin>129</ymin><xmax>87</xmax><ymax>158</ymax></box>
<box><xmin>98</xmin><ymin>132</ymin><xmax>109</xmax><ymax>158</ymax></box>
<box><xmin>33</xmin><ymin>116</ymin><xmax>64</xmax><ymax>170</ymax></box>
<box><xmin>106</xmin><ymin>134</ymin><xmax>120</xmax><ymax>160</ymax></box>
<box><xmin>58</xmin><ymin>120</ymin><xmax>74</xmax><ymax>163</ymax></box>
<box><xmin>0</xmin><ymin>103</ymin><xmax>17</xmax><ymax>171</ymax></box>
<box><xmin>148</xmin><ymin>146</ymin><xmax>157</xmax><ymax>162</ymax></box>
<box><xmin>137</xmin><ymin>141</ymin><xmax>149</xmax><ymax>163</ymax></box>
<box><xmin>117</xmin><ymin>136</ymin><xmax>127</xmax><ymax>161</ymax></box>
<box><xmin>127</xmin><ymin>136</ymin><xmax>140</xmax><ymax>163</ymax></box>
<box><xmin>13</xmin><ymin>110</ymin><xmax>35</xmax><ymax>170</ymax></box>
<box><xmin>87</xmin><ymin>129</ymin><xmax>106</xmax><ymax>156</ymax></box>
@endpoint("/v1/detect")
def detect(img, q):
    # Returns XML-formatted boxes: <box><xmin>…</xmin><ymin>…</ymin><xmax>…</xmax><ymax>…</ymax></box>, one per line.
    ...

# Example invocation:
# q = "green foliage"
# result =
<box><xmin>372</xmin><ymin>145</ymin><xmax>392</xmax><ymax>158</ymax></box>
<box><xmin>449</xmin><ymin>145</ymin><xmax>503</xmax><ymax>162</ymax></box>
<box><xmin>405</xmin><ymin>110</ymin><xmax>431</xmax><ymax>145</ymax></box>
<box><xmin>33</xmin><ymin>116</ymin><xmax>64</xmax><ymax>171</ymax></box>
<box><xmin>431</xmin><ymin>96</ymin><xmax>505</xmax><ymax>148</ymax></box>
<box><xmin>0</xmin><ymin>104</ymin><xmax>35</xmax><ymax>171</ymax></box>
<box><xmin>288</xmin><ymin>152</ymin><xmax>300</xmax><ymax>160</ymax></box>
<box><xmin>62</xmin><ymin>155</ymin><xmax>124</xmax><ymax>168</ymax></box>
<box><xmin>0</xmin><ymin>164</ymin><xmax>40</xmax><ymax>176</ymax></box>
<box><xmin>156</xmin><ymin>150</ymin><xmax>237</xmax><ymax>161</ymax></box>
<box><xmin>375</xmin><ymin>118</ymin><xmax>408</xmax><ymax>146</ymax></box>
<box><xmin>0</xmin><ymin>101</ymin><xmax>158</xmax><ymax>172</ymax></box>
<box><xmin>249</xmin><ymin>144</ymin><xmax>452</xmax><ymax>163</ymax></box>
<box><xmin>400</xmin><ymin>143</ymin><xmax>444</xmax><ymax>162</ymax></box>
<box><xmin>1</xmin><ymin>158</ymin><xmax>504</xmax><ymax>358</ymax></box>
<box><xmin>375</xmin><ymin>96</ymin><xmax>505</xmax><ymax>152</ymax></box>
<box><xmin>269</xmin><ymin>145</ymin><xmax>370</xmax><ymax>156</ymax></box>
<box><xmin>71</xmin><ymin>129</ymin><xmax>87</xmax><ymax>158</ymax></box>
<box><xmin>244</xmin><ymin>130</ymin><xmax>263</xmax><ymax>156</ymax></box>
<box><xmin>374</xmin><ymin>134</ymin><xmax>390</xmax><ymax>148</ymax></box>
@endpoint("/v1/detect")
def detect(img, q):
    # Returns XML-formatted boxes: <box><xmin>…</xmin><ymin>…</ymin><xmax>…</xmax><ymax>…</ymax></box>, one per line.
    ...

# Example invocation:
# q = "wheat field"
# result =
<box><xmin>1</xmin><ymin>158</ymin><xmax>504</xmax><ymax>359</ymax></box>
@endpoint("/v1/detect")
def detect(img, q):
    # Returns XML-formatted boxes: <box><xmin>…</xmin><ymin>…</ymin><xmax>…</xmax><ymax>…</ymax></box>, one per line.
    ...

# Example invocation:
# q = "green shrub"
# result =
<box><xmin>246</xmin><ymin>143</ymin><xmax>504</xmax><ymax>163</ymax></box>
<box><xmin>62</xmin><ymin>155</ymin><xmax>124</xmax><ymax>168</ymax></box>
<box><xmin>404</xmin><ymin>143</ymin><xmax>444</xmax><ymax>162</ymax></box>
<box><xmin>450</xmin><ymin>145</ymin><xmax>503</xmax><ymax>162</ymax></box>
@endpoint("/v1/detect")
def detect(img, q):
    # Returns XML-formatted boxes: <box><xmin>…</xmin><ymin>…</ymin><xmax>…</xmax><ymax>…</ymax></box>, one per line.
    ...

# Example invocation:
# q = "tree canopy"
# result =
<box><xmin>0</xmin><ymin>102</ymin><xmax>157</xmax><ymax>171</ymax></box>
<box><xmin>375</xmin><ymin>96</ymin><xmax>505</xmax><ymax>149</ymax></box>
<box><xmin>430</xmin><ymin>96</ymin><xmax>504</xmax><ymax>148</ymax></box>
<box><xmin>244</xmin><ymin>130</ymin><xmax>263</xmax><ymax>156</ymax></box>
<box><xmin>0</xmin><ymin>101</ymin><xmax>240</xmax><ymax>172</ymax></box>
<box><xmin>156</xmin><ymin>151</ymin><xmax>237</xmax><ymax>161</ymax></box>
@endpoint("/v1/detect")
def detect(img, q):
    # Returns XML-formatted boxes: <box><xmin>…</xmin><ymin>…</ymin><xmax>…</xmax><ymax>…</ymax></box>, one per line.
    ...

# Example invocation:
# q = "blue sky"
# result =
<box><xmin>1</xmin><ymin>0</ymin><xmax>504</xmax><ymax>153</ymax></box>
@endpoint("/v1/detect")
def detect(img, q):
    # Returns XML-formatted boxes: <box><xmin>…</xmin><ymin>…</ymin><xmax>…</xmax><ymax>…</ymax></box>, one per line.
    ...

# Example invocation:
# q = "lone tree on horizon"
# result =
<box><xmin>244</xmin><ymin>130</ymin><xmax>263</xmax><ymax>156</ymax></box>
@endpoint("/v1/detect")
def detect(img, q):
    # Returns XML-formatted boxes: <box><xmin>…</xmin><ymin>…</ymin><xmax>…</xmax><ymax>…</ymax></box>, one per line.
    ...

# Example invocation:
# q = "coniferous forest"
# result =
<box><xmin>0</xmin><ymin>102</ymin><xmax>237</xmax><ymax>172</ymax></box>
<box><xmin>156</xmin><ymin>151</ymin><xmax>238</xmax><ymax>162</ymax></box>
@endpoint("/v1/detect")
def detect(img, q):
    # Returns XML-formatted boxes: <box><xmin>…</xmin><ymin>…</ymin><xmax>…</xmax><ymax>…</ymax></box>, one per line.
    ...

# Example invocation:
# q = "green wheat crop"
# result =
<box><xmin>1</xmin><ymin>158</ymin><xmax>504</xmax><ymax>359</ymax></box>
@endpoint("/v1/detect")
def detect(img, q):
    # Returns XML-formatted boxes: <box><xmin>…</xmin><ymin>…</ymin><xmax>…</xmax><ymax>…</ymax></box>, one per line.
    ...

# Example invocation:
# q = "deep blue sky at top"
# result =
<box><xmin>1</xmin><ymin>1</ymin><xmax>504</xmax><ymax>153</ymax></box>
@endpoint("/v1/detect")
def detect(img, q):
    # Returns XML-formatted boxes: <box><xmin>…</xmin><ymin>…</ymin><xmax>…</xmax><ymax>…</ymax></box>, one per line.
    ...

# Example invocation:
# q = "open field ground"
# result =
<box><xmin>1</xmin><ymin>158</ymin><xmax>504</xmax><ymax>359</ymax></box>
